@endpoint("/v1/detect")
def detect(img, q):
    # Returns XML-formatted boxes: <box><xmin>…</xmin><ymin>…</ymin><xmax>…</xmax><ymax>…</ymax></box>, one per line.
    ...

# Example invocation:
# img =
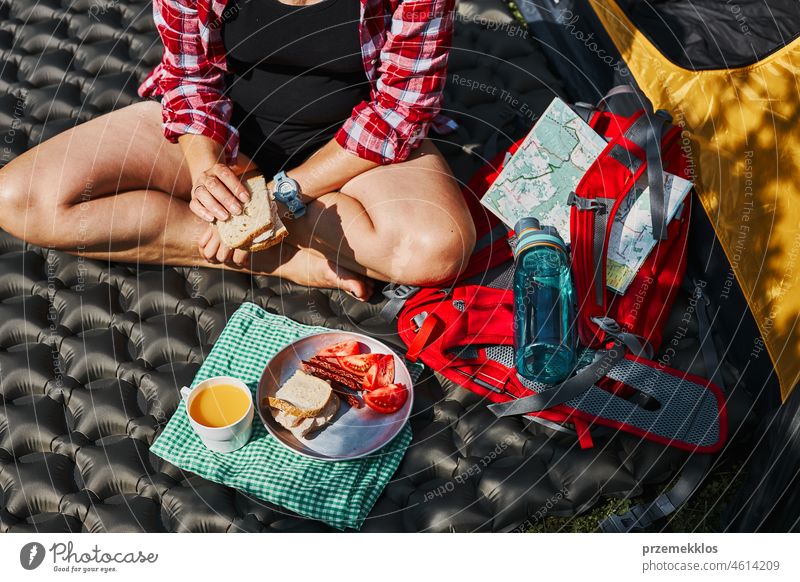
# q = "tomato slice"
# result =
<box><xmin>364</xmin><ymin>383</ymin><xmax>408</xmax><ymax>414</ymax></box>
<box><xmin>316</xmin><ymin>340</ymin><xmax>361</xmax><ymax>358</ymax></box>
<box><xmin>335</xmin><ymin>353</ymin><xmax>383</xmax><ymax>376</ymax></box>
<box><xmin>362</xmin><ymin>354</ymin><xmax>396</xmax><ymax>391</ymax></box>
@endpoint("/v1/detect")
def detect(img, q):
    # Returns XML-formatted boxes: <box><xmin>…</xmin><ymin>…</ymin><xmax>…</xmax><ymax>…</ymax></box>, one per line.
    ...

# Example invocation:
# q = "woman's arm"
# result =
<box><xmin>276</xmin><ymin>0</ymin><xmax>456</xmax><ymax>200</ymax></box>
<box><xmin>141</xmin><ymin>0</ymin><xmax>247</xmax><ymax>221</ymax></box>
<box><xmin>273</xmin><ymin>139</ymin><xmax>377</xmax><ymax>201</ymax></box>
<box><xmin>143</xmin><ymin>0</ymin><xmax>240</xmax><ymax>164</ymax></box>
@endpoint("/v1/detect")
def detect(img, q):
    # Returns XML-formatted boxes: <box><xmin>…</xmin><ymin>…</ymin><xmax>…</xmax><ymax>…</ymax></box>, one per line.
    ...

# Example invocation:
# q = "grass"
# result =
<box><xmin>524</xmin><ymin>459</ymin><xmax>747</xmax><ymax>533</ymax></box>
<box><xmin>665</xmin><ymin>461</ymin><xmax>747</xmax><ymax>533</ymax></box>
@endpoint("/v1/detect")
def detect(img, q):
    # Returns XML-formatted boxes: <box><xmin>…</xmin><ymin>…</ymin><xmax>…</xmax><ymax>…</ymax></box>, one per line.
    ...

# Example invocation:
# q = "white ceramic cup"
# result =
<box><xmin>180</xmin><ymin>376</ymin><xmax>254</xmax><ymax>453</ymax></box>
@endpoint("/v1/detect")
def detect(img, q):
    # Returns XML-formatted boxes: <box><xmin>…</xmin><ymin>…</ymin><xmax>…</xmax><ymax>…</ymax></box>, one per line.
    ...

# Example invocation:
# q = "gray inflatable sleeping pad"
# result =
<box><xmin>0</xmin><ymin>0</ymin><xmax>751</xmax><ymax>532</ymax></box>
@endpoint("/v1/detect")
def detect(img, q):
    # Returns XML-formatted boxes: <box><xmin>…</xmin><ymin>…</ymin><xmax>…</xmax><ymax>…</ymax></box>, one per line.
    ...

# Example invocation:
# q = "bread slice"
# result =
<box><xmin>246</xmin><ymin>196</ymin><xmax>287</xmax><ymax>252</ymax></box>
<box><xmin>268</xmin><ymin>370</ymin><xmax>334</xmax><ymax>419</ymax></box>
<box><xmin>273</xmin><ymin>393</ymin><xmax>340</xmax><ymax>437</ymax></box>
<box><xmin>215</xmin><ymin>172</ymin><xmax>287</xmax><ymax>250</ymax></box>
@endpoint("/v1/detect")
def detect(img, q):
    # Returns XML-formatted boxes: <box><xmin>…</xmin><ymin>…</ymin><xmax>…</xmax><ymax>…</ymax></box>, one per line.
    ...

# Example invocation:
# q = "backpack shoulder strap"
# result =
<box><xmin>487</xmin><ymin>344</ymin><xmax>626</xmax><ymax>416</ymax></box>
<box><xmin>599</xmin><ymin>454</ymin><xmax>711</xmax><ymax>532</ymax></box>
<box><xmin>599</xmin><ymin>281</ymin><xmax>727</xmax><ymax>532</ymax></box>
<box><xmin>580</xmin><ymin>84</ymin><xmax>675</xmax><ymax>240</ymax></box>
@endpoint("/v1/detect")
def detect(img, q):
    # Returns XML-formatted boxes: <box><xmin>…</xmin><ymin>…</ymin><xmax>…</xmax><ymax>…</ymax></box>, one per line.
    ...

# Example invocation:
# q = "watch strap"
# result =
<box><xmin>272</xmin><ymin>171</ymin><xmax>306</xmax><ymax>219</ymax></box>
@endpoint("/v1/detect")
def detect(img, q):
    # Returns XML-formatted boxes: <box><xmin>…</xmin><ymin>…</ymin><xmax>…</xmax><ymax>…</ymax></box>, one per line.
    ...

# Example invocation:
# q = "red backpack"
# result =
<box><xmin>383</xmin><ymin>87</ymin><xmax>725</xmax><ymax>454</ymax></box>
<box><xmin>569</xmin><ymin>86</ymin><xmax>691</xmax><ymax>350</ymax></box>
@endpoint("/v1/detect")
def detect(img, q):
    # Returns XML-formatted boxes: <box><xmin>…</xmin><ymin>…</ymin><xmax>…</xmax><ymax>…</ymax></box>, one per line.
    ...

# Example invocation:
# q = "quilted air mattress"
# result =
<box><xmin>0</xmin><ymin>0</ymin><xmax>750</xmax><ymax>532</ymax></box>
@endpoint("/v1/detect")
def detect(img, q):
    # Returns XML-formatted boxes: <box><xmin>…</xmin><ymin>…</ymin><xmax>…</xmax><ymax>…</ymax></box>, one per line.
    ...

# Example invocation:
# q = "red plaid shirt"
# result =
<box><xmin>138</xmin><ymin>0</ymin><xmax>457</xmax><ymax>165</ymax></box>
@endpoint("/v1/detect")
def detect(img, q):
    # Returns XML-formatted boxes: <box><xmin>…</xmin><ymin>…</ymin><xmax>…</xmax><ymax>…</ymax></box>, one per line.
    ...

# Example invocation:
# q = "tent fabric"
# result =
<box><xmin>615</xmin><ymin>0</ymin><xmax>800</xmax><ymax>70</ymax></box>
<box><xmin>724</xmin><ymin>383</ymin><xmax>800</xmax><ymax>532</ymax></box>
<box><xmin>587</xmin><ymin>0</ymin><xmax>800</xmax><ymax>402</ymax></box>
<box><xmin>515</xmin><ymin>0</ymin><xmax>622</xmax><ymax>101</ymax></box>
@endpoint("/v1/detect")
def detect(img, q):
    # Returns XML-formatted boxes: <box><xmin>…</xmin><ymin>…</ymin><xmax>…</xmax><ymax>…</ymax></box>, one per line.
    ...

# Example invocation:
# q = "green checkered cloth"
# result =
<box><xmin>150</xmin><ymin>302</ymin><xmax>412</xmax><ymax>531</ymax></box>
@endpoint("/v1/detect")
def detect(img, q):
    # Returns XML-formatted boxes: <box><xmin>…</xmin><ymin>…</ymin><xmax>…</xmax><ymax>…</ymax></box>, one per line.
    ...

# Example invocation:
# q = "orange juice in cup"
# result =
<box><xmin>180</xmin><ymin>377</ymin><xmax>254</xmax><ymax>453</ymax></box>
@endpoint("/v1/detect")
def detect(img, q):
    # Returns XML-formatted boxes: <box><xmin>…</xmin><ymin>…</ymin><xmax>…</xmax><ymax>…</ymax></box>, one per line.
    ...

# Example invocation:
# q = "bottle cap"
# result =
<box><xmin>514</xmin><ymin>217</ymin><xmax>541</xmax><ymax>232</ymax></box>
<box><xmin>514</xmin><ymin>217</ymin><xmax>567</xmax><ymax>258</ymax></box>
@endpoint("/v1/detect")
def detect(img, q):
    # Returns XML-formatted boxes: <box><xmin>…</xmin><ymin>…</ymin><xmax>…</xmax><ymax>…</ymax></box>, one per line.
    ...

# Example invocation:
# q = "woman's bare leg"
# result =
<box><xmin>0</xmin><ymin>101</ymin><xmax>474</xmax><ymax>293</ymax></box>
<box><xmin>0</xmin><ymin>100</ymin><xmax>199</xmax><ymax>259</ymax></box>
<box><xmin>0</xmin><ymin>101</ymin><xmax>371</xmax><ymax>297</ymax></box>
<box><xmin>277</xmin><ymin>140</ymin><xmax>476</xmax><ymax>285</ymax></box>
<box><xmin>196</xmin><ymin>139</ymin><xmax>475</xmax><ymax>286</ymax></box>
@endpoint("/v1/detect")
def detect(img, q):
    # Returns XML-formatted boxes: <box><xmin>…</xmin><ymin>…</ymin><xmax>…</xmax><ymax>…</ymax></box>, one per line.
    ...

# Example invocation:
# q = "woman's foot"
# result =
<box><xmin>199</xmin><ymin>224</ymin><xmax>373</xmax><ymax>301</ymax></box>
<box><xmin>259</xmin><ymin>246</ymin><xmax>374</xmax><ymax>301</ymax></box>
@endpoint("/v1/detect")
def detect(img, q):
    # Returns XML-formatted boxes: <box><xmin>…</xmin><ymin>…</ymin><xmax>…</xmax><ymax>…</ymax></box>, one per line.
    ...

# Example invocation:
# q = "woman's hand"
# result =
<box><xmin>189</xmin><ymin>163</ymin><xmax>251</xmax><ymax>222</ymax></box>
<box><xmin>178</xmin><ymin>133</ymin><xmax>258</xmax><ymax>223</ymax></box>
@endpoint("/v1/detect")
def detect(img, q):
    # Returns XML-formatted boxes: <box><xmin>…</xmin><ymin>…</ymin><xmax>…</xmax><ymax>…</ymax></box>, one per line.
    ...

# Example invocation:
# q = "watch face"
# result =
<box><xmin>277</xmin><ymin>182</ymin><xmax>293</xmax><ymax>194</ymax></box>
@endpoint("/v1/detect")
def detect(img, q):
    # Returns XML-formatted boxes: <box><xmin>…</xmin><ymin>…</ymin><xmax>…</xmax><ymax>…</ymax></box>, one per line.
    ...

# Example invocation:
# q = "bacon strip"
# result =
<box><xmin>309</xmin><ymin>356</ymin><xmax>365</xmax><ymax>384</ymax></box>
<box><xmin>302</xmin><ymin>358</ymin><xmax>363</xmax><ymax>392</ymax></box>
<box><xmin>302</xmin><ymin>357</ymin><xmax>368</xmax><ymax>408</ymax></box>
<box><xmin>330</xmin><ymin>383</ymin><xmax>362</xmax><ymax>409</ymax></box>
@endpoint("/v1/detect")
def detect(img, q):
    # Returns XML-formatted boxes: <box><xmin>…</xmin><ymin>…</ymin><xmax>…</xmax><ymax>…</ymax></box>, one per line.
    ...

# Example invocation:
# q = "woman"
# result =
<box><xmin>0</xmin><ymin>0</ymin><xmax>475</xmax><ymax>301</ymax></box>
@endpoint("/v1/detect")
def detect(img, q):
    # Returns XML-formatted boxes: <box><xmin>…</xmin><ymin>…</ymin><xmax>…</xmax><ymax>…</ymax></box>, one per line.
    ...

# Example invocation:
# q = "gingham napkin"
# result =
<box><xmin>150</xmin><ymin>302</ymin><xmax>413</xmax><ymax>531</ymax></box>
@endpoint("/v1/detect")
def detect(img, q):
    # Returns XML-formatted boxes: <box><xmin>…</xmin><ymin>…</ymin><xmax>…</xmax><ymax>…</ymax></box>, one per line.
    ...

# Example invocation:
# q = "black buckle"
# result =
<box><xmin>566</xmin><ymin>191</ymin><xmax>577</xmax><ymax>206</ymax></box>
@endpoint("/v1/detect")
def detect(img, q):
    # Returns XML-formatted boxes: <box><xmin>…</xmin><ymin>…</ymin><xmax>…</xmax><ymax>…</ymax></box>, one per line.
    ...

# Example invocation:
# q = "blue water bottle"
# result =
<box><xmin>513</xmin><ymin>217</ymin><xmax>576</xmax><ymax>383</ymax></box>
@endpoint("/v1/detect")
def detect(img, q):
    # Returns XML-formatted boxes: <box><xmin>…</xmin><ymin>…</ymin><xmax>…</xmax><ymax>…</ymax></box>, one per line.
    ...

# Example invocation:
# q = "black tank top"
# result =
<box><xmin>222</xmin><ymin>0</ymin><xmax>369</xmax><ymax>159</ymax></box>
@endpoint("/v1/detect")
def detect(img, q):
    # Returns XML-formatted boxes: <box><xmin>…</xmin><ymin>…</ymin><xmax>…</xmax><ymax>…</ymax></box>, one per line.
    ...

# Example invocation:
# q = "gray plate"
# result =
<box><xmin>256</xmin><ymin>331</ymin><xmax>413</xmax><ymax>461</ymax></box>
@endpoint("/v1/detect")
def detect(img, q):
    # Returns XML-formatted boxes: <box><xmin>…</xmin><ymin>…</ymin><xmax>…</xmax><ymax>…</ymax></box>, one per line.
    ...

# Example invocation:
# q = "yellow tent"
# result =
<box><xmin>588</xmin><ymin>0</ymin><xmax>800</xmax><ymax>400</ymax></box>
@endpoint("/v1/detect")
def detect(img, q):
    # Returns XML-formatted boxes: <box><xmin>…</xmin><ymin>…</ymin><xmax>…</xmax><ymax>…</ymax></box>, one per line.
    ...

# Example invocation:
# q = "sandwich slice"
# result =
<box><xmin>215</xmin><ymin>172</ymin><xmax>288</xmax><ymax>252</ymax></box>
<box><xmin>268</xmin><ymin>370</ymin><xmax>340</xmax><ymax>438</ymax></box>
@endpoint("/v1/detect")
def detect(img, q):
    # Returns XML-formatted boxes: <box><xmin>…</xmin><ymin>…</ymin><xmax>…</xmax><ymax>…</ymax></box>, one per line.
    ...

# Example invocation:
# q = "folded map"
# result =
<box><xmin>605</xmin><ymin>174</ymin><xmax>691</xmax><ymax>294</ymax></box>
<box><xmin>480</xmin><ymin>97</ymin><xmax>606</xmax><ymax>243</ymax></box>
<box><xmin>480</xmin><ymin>96</ymin><xmax>692</xmax><ymax>295</ymax></box>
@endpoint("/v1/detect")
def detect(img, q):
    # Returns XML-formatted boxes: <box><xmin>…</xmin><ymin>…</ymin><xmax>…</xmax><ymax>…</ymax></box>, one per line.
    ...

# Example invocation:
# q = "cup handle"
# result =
<box><xmin>180</xmin><ymin>386</ymin><xmax>192</xmax><ymax>401</ymax></box>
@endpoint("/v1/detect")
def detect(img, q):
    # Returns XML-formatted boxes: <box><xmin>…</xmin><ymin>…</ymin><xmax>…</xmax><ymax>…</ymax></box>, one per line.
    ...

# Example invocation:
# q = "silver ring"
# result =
<box><xmin>192</xmin><ymin>183</ymin><xmax>207</xmax><ymax>197</ymax></box>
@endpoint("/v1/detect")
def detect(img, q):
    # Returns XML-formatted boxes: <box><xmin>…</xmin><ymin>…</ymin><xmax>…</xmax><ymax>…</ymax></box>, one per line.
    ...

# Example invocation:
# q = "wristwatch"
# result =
<box><xmin>272</xmin><ymin>171</ymin><xmax>306</xmax><ymax>219</ymax></box>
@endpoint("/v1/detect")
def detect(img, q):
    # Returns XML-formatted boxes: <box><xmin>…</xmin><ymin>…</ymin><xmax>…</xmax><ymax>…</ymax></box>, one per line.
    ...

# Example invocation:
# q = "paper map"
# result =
<box><xmin>481</xmin><ymin>96</ymin><xmax>692</xmax><ymax>295</ymax></box>
<box><xmin>605</xmin><ymin>174</ymin><xmax>691</xmax><ymax>293</ymax></box>
<box><xmin>480</xmin><ymin>97</ymin><xmax>607</xmax><ymax>243</ymax></box>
